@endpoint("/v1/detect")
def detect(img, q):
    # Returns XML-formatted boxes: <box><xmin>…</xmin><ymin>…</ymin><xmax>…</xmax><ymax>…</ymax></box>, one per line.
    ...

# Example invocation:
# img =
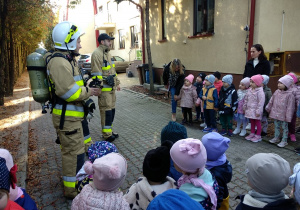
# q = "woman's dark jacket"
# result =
<box><xmin>163</xmin><ymin>62</ymin><xmax>185</xmax><ymax>95</ymax></box>
<box><xmin>243</xmin><ymin>59</ymin><xmax>270</xmax><ymax>78</ymax></box>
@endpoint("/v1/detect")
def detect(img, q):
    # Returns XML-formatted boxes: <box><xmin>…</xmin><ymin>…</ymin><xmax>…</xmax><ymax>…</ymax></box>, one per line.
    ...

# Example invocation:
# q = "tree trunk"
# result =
<box><xmin>7</xmin><ymin>25</ymin><xmax>14</xmax><ymax>96</ymax></box>
<box><xmin>145</xmin><ymin>0</ymin><xmax>154</xmax><ymax>94</ymax></box>
<box><xmin>0</xmin><ymin>0</ymin><xmax>8</xmax><ymax>105</ymax></box>
<box><xmin>4</xmin><ymin>40</ymin><xmax>10</xmax><ymax>97</ymax></box>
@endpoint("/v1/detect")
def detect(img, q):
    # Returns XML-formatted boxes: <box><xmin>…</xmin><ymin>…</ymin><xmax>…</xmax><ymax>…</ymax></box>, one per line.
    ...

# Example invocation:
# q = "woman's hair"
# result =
<box><xmin>251</xmin><ymin>44</ymin><xmax>267</xmax><ymax>61</ymax></box>
<box><xmin>170</xmin><ymin>58</ymin><xmax>184</xmax><ymax>75</ymax></box>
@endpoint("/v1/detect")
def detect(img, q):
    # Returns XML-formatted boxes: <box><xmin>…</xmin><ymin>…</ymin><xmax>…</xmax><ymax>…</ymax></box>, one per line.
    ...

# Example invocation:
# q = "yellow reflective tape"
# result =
<box><xmin>66</xmin><ymin>88</ymin><xmax>82</xmax><ymax>102</ymax></box>
<box><xmin>92</xmin><ymin>76</ymin><xmax>103</xmax><ymax>80</ymax></box>
<box><xmin>102</xmin><ymin>88</ymin><xmax>113</xmax><ymax>92</ymax></box>
<box><xmin>112</xmin><ymin>64</ymin><xmax>115</xmax><ymax>68</ymax></box>
<box><xmin>63</xmin><ymin>180</ymin><xmax>76</xmax><ymax>188</ymax></box>
<box><xmin>84</xmin><ymin>137</ymin><xmax>91</xmax><ymax>144</ymax></box>
<box><xmin>64</xmin><ymin>25</ymin><xmax>78</xmax><ymax>44</ymax></box>
<box><xmin>53</xmin><ymin>109</ymin><xmax>84</xmax><ymax>118</ymax></box>
<box><xmin>55</xmin><ymin>42</ymin><xmax>62</xmax><ymax>47</ymax></box>
<box><xmin>102</xmin><ymin>65</ymin><xmax>111</xmax><ymax>70</ymax></box>
<box><xmin>76</xmin><ymin>80</ymin><xmax>84</xmax><ymax>86</ymax></box>
<box><xmin>102</xmin><ymin>128</ymin><xmax>112</xmax><ymax>132</ymax></box>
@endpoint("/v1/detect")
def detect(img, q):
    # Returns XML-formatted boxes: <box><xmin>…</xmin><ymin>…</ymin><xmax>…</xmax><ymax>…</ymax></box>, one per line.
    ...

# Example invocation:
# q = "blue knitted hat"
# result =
<box><xmin>161</xmin><ymin>121</ymin><xmax>187</xmax><ymax>144</ymax></box>
<box><xmin>88</xmin><ymin>141</ymin><xmax>118</xmax><ymax>163</ymax></box>
<box><xmin>147</xmin><ymin>189</ymin><xmax>204</xmax><ymax>210</ymax></box>
<box><xmin>0</xmin><ymin>157</ymin><xmax>10</xmax><ymax>192</ymax></box>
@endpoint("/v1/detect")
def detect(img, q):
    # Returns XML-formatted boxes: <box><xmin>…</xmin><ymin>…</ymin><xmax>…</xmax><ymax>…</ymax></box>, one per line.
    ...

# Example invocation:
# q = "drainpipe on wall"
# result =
<box><xmin>92</xmin><ymin>0</ymin><xmax>100</xmax><ymax>47</ymax></box>
<box><xmin>247</xmin><ymin>0</ymin><xmax>256</xmax><ymax>61</ymax></box>
<box><xmin>66</xmin><ymin>0</ymin><xmax>69</xmax><ymax>21</ymax></box>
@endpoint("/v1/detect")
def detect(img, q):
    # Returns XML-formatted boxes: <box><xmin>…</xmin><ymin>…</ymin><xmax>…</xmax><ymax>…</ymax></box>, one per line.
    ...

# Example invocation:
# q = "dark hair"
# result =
<box><xmin>251</xmin><ymin>44</ymin><xmax>267</xmax><ymax>61</ymax></box>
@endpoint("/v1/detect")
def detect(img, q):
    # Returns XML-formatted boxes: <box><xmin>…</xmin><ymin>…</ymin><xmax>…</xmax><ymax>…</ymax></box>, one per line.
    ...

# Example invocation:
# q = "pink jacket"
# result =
<box><xmin>71</xmin><ymin>184</ymin><xmax>130</xmax><ymax>210</ymax></box>
<box><xmin>177</xmin><ymin>85</ymin><xmax>198</xmax><ymax>108</ymax></box>
<box><xmin>243</xmin><ymin>87</ymin><xmax>265</xmax><ymax>120</ymax></box>
<box><xmin>265</xmin><ymin>89</ymin><xmax>295</xmax><ymax>122</ymax></box>
<box><xmin>290</xmin><ymin>84</ymin><xmax>300</xmax><ymax>106</ymax></box>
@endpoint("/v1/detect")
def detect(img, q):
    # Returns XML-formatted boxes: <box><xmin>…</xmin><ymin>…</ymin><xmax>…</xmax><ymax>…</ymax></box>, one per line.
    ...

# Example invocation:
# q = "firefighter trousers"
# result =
<box><xmin>52</xmin><ymin>115</ymin><xmax>85</xmax><ymax>198</ymax></box>
<box><xmin>98</xmin><ymin>90</ymin><xmax>116</xmax><ymax>139</ymax></box>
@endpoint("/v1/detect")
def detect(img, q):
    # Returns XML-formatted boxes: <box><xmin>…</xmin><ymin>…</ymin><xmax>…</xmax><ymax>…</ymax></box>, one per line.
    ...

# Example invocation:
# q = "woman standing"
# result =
<box><xmin>163</xmin><ymin>58</ymin><xmax>185</xmax><ymax>121</ymax></box>
<box><xmin>243</xmin><ymin>44</ymin><xmax>271</xmax><ymax>78</ymax></box>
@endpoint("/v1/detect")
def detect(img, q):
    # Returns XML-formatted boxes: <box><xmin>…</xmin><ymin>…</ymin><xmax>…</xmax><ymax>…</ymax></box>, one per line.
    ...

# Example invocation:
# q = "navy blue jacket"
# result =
<box><xmin>194</xmin><ymin>81</ymin><xmax>203</xmax><ymax>95</ymax></box>
<box><xmin>218</xmin><ymin>84</ymin><xmax>238</xmax><ymax>115</ymax></box>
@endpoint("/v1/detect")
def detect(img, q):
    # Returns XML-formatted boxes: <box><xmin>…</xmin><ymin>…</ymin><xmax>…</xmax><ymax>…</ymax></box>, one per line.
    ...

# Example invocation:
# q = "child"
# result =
<box><xmin>75</xmin><ymin>141</ymin><xmax>118</xmax><ymax>193</ymax></box>
<box><xmin>233</xmin><ymin>77</ymin><xmax>250</xmax><ymax>136</ymax></box>
<box><xmin>170</xmin><ymin>138</ymin><xmax>219</xmax><ymax>210</ymax></box>
<box><xmin>175</xmin><ymin>74</ymin><xmax>197</xmax><ymax>125</ymax></box>
<box><xmin>0</xmin><ymin>149</ymin><xmax>37</xmax><ymax>209</ymax></box>
<box><xmin>124</xmin><ymin>146</ymin><xmax>176</xmax><ymax>209</ymax></box>
<box><xmin>236</xmin><ymin>153</ymin><xmax>296</xmax><ymax>210</ymax></box>
<box><xmin>147</xmin><ymin>189</ymin><xmax>205</xmax><ymax>210</ymax></box>
<box><xmin>0</xmin><ymin>157</ymin><xmax>24</xmax><ymax>210</ymax></box>
<box><xmin>160</xmin><ymin>121</ymin><xmax>187</xmax><ymax>181</ymax></box>
<box><xmin>218</xmin><ymin>75</ymin><xmax>238</xmax><ymax>136</ymax></box>
<box><xmin>213</xmin><ymin>71</ymin><xmax>223</xmax><ymax>96</ymax></box>
<box><xmin>288</xmin><ymin>72</ymin><xmax>300</xmax><ymax>142</ymax></box>
<box><xmin>261</xmin><ymin>75</ymin><xmax>272</xmax><ymax>136</ymax></box>
<box><xmin>289</xmin><ymin>163</ymin><xmax>300</xmax><ymax>207</ymax></box>
<box><xmin>200</xmin><ymin>75</ymin><xmax>218</xmax><ymax>132</ymax></box>
<box><xmin>243</xmin><ymin>74</ymin><xmax>265</xmax><ymax>142</ymax></box>
<box><xmin>194</xmin><ymin>73</ymin><xmax>206</xmax><ymax>123</ymax></box>
<box><xmin>71</xmin><ymin>153</ymin><xmax>129</xmax><ymax>210</ymax></box>
<box><xmin>202</xmin><ymin>132</ymin><xmax>232</xmax><ymax>210</ymax></box>
<box><xmin>266</xmin><ymin>75</ymin><xmax>295</xmax><ymax>147</ymax></box>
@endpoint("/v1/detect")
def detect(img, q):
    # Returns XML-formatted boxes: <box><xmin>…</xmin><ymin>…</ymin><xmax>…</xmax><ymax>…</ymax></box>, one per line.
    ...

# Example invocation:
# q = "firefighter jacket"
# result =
<box><xmin>45</xmin><ymin>51</ymin><xmax>91</xmax><ymax>121</ymax></box>
<box><xmin>91</xmin><ymin>45</ymin><xmax>120</xmax><ymax>92</ymax></box>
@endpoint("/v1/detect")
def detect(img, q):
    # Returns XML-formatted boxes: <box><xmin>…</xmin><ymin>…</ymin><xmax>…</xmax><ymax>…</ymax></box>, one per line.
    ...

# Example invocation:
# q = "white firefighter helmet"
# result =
<box><xmin>52</xmin><ymin>21</ymin><xmax>85</xmax><ymax>50</ymax></box>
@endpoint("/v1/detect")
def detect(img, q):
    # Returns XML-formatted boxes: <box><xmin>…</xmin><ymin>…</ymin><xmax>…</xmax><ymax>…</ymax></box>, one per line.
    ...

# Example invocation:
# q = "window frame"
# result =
<box><xmin>130</xmin><ymin>26</ymin><xmax>139</xmax><ymax>49</ymax></box>
<box><xmin>192</xmin><ymin>0</ymin><xmax>215</xmax><ymax>37</ymax></box>
<box><xmin>109</xmin><ymin>32</ymin><xmax>115</xmax><ymax>50</ymax></box>
<box><xmin>118</xmin><ymin>29</ymin><xmax>125</xmax><ymax>49</ymax></box>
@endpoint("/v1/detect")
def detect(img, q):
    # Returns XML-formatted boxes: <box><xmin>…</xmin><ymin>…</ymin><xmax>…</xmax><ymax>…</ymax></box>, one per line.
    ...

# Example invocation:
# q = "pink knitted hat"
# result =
<box><xmin>84</xmin><ymin>152</ymin><xmax>127</xmax><ymax>191</ymax></box>
<box><xmin>185</xmin><ymin>74</ymin><xmax>194</xmax><ymax>84</ymax></box>
<box><xmin>170</xmin><ymin>138</ymin><xmax>207</xmax><ymax>173</ymax></box>
<box><xmin>288</xmin><ymin>73</ymin><xmax>298</xmax><ymax>84</ymax></box>
<box><xmin>241</xmin><ymin>77</ymin><xmax>250</xmax><ymax>88</ymax></box>
<box><xmin>279</xmin><ymin>75</ymin><xmax>294</xmax><ymax>89</ymax></box>
<box><xmin>251</xmin><ymin>74</ymin><xmax>264</xmax><ymax>87</ymax></box>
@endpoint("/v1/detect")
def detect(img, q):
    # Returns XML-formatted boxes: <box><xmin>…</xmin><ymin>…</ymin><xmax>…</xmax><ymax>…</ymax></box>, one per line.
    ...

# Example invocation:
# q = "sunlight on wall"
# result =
<box><xmin>169</xmin><ymin>5</ymin><xmax>176</xmax><ymax>14</ymax></box>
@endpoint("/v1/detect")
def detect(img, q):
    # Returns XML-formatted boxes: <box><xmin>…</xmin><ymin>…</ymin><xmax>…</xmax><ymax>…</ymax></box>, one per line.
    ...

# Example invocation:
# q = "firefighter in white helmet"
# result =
<box><xmin>45</xmin><ymin>21</ymin><xmax>101</xmax><ymax>198</ymax></box>
<box><xmin>91</xmin><ymin>33</ymin><xmax>121</xmax><ymax>142</ymax></box>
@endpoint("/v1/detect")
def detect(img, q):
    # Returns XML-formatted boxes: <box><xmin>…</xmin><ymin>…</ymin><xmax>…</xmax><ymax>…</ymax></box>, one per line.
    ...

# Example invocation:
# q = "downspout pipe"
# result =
<box><xmin>66</xmin><ymin>0</ymin><xmax>69</xmax><ymax>21</ymax></box>
<box><xmin>92</xmin><ymin>0</ymin><xmax>100</xmax><ymax>47</ymax></box>
<box><xmin>127</xmin><ymin>2</ymin><xmax>145</xmax><ymax>64</ymax></box>
<box><xmin>247</xmin><ymin>0</ymin><xmax>256</xmax><ymax>61</ymax></box>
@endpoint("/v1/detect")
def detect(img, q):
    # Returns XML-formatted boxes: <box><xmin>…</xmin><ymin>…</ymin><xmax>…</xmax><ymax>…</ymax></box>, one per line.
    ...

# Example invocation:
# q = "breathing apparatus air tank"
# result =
<box><xmin>26</xmin><ymin>51</ymin><xmax>50</xmax><ymax>113</ymax></box>
<box><xmin>35</xmin><ymin>48</ymin><xmax>47</xmax><ymax>56</ymax></box>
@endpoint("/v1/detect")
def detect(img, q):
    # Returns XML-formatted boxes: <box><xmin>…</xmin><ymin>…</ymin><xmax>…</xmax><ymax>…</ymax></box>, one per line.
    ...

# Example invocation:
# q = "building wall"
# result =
<box><xmin>254</xmin><ymin>0</ymin><xmax>300</xmax><ymax>52</ymax></box>
<box><xmin>147</xmin><ymin>0</ymin><xmax>250</xmax><ymax>74</ymax></box>
<box><xmin>67</xmin><ymin>1</ymin><xmax>97</xmax><ymax>54</ymax></box>
<box><xmin>96</xmin><ymin>0</ymin><xmax>142</xmax><ymax>62</ymax></box>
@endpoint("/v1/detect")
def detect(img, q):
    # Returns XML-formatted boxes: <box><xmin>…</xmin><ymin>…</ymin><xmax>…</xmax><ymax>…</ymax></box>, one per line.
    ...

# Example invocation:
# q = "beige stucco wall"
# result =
<box><xmin>147</xmin><ymin>0</ymin><xmax>250</xmax><ymax>74</ymax></box>
<box><xmin>67</xmin><ymin>1</ymin><xmax>97</xmax><ymax>54</ymax></box>
<box><xmin>254</xmin><ymin>0</ymin><xmax>300</xmax><ymax>52</ymax></box>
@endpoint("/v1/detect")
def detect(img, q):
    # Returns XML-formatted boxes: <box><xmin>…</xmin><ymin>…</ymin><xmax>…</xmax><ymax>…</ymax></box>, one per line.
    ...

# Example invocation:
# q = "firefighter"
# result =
<box><xmin>45</xmin><ymin>21</ymin><xmax>101</xmax><ymax>198</ymax></box>
<box><xmin>91</xmin><ymin>33</ymin><xmax>121</xmax><ymax>142</ymax></box>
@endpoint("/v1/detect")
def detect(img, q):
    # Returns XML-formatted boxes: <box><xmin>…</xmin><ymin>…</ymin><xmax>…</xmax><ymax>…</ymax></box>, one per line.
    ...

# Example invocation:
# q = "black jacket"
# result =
<box><xmin>209</xmin><ymin>160</ymin><xmax>233</xmax><ymax>208</ymax></box>
<box><xmin>218</xmin><ymin>84</ymin><xmax>238</xmax><ymax>115</ymax></box>
<box><xmin>235</xmin><ymin>195</ymin><xmax>297</xmax><ymax>210</ymax></box>
<box><xmin>163</xmin><ymin>62</ymin><xmax>185</xmax><ymax>95</ymax></box>
<box><xmin>243</xmin><ymin>59</ymin><xmax>270</xmax><ymax>78</ymax></box>
<box><xmin>194</xmin><ymin>81</ymin><xmax>203</xmax><ymax>95</ymax></box>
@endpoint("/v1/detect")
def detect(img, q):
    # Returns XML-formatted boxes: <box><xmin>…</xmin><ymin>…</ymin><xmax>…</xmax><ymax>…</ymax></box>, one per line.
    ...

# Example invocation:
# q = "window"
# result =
<box><xmin>194</xmin><ymin>0</ymin><xmax>215</xmax><ymax>35</ymax></box>
<box><xmin>161</xmin><ymin>0</ymin><xmax>166</xmax><ymax>40</ymax></box>
<box><xmin>113</xmin><ymin>56</ymin><xmax>124</xmax><ymax>61</ymax></box>
<box><xmin>118</xmin><ymin>29</ymin><xmax>125</xmax><ymax>49</ymax></box>
<box><xmin>109</xmin><ymin>32</ymin><xmax>115</xmax><ymax>49</ymax></box>
<box><xmin>98</xmin><ymin>6</ymin><xmax>103</xmax><ymax>13</ymax></box>
<box><xmin>130</xmin><ymin>26</ymin><xmax>139</xmax><ymax>48</ymax></box>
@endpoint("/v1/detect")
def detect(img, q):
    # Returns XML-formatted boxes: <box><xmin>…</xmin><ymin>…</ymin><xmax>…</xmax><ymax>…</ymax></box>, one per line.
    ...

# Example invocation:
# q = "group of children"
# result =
<box><xmin>1</xmin><ymin>120</ymin><xmax>300</xmax><ymax>210</ymax></box>
<box><xmin>175</xmin><ymin>70</ymin><xmax>300</xmax><ymax>148</ymax></box>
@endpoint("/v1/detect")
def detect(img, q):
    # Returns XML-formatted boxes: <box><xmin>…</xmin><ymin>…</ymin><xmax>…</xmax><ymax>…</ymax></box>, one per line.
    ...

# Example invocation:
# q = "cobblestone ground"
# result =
<box><xmin>22</xmin><ymin>73</ymin><xmax>300</xmax><ymax>209</ymax></box>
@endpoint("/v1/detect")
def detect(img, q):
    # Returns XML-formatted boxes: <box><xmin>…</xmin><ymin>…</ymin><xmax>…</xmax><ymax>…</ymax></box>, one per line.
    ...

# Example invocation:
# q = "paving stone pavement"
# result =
<box><xmin>22</xmin><ymin>73</ymin><xmax>300</xmax><ymax>209</ymax></box>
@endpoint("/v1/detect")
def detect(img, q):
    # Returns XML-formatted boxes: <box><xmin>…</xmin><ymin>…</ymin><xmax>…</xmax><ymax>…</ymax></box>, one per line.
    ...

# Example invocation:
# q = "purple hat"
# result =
<box><xmin>241</xmin><ymin>77</ymin><xmax>250</xmax><ymax>88</ymax></box>
<box><xmin>88</xmin><ymin>141</ymin><xmax>118</xmax><ymax>163</ymax></box>
<box><xmin>170</xmin><ymin>138</ymin><xmax>207</xmax><ymax>174</ymax></box>
<box><xmin>279</xmin><ymin>75</ymin><xmax>294</xmax><ymax>89</ymax></box>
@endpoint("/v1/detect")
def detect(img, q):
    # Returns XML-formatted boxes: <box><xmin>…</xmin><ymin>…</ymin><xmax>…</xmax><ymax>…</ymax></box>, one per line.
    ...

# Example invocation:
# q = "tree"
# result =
<box><xmin>115</xmin><ymin>0</ymin><xmax>154</xmax><ymax>94</ymax></box>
